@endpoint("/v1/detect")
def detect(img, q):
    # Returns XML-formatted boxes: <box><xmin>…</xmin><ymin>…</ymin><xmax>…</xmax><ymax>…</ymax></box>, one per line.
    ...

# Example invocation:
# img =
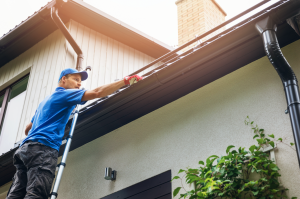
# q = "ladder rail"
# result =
<box><xmin>50</xmin><ymin>66</ymin><xmax>91</xmax><ymax>199</ymax></box>
<box><xmin>50</xmin><ymin>105</ymin><xmax>79</xmax><ymax>199</ymax></box>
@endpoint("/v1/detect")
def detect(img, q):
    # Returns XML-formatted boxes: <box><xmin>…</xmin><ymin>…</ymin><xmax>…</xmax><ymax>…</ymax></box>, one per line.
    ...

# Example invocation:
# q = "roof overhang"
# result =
<box><xmin>61</xmin><ymin>0</ymin><xmax>299</xmax><ymax>158</ymax></box>
<box><xmin>61</xmin><ymin>22</ymin><xmax>298</xmax><ymax>157</ymax></box>
<box><xmin>0</xmin><ymin>0</ymin><xmax>172</xmax><ymax>68</ymax></box>
<box><xmin>1</xmin><ymin>0</ymin><xmax>300</xmax><ymax>187</ymax></box>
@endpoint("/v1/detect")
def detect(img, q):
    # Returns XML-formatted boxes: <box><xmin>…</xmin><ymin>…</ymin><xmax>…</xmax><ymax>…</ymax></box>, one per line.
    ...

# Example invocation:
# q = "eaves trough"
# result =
<box><xmin>65</xmin><ymin>0</ymin><xmax>300</xmax><ymax>157</ymax></box>
<box><xmin>0</xmin><ymin>0</ymin><xmax>300</xmax><ymax>187</ymax></box>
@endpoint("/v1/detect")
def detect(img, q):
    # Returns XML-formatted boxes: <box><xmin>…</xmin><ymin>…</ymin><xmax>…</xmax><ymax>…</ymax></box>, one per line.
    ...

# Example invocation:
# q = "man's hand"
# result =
<box><xmin>25</xmin><ymin>122</ymin><xmax>33</xmax><ymax>136</ymax></box>
<box><xmin>124</xmin><ymin>75</ymin><xmax>143</xmax><ymax>85</ymax></box>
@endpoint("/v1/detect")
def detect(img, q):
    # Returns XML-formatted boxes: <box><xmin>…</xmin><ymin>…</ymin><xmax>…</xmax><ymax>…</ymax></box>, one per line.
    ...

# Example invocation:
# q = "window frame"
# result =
<box><xmin>0</xmin><ymin>74</ymin><xmax>29</xmax><ymax>131</ymax></box>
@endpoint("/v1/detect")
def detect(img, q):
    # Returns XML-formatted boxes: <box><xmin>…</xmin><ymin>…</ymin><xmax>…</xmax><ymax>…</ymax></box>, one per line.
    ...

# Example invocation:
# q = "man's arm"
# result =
<box><xmin>82</xmin><ymin>75</ymin><xmax>142</xmax><ymax>101</ymax></box>
<box><xmin>82</xmin><ymin>80</ymin><xmax>125</xmax><ymax>101</ymax></box>
<box><xmin>25</xmin><ymin>122</ymin><xmax>32</xmax><ymax>136</ymax></box>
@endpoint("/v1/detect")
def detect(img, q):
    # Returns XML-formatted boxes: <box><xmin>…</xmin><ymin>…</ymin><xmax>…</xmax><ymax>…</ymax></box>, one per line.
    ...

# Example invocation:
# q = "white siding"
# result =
<box><xmin>0</xmin><ymin>19</ymin><xmax>160</xmax><ymax>146</ymax></box>
<box><xmin>64</xmin><ymin>20</ymin><xmax>161</xmax><ymax>107</ymax></box>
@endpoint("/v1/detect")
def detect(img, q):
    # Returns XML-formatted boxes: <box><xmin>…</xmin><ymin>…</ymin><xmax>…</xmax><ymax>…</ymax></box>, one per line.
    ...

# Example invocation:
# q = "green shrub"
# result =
<box><xmin>172</xmin><ymin>117</ymin><xmax>297</xmax><ymax>199</ymax></box>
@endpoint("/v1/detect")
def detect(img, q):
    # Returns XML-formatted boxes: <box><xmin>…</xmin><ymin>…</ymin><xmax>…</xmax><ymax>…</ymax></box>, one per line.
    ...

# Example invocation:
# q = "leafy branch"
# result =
<box><xmin>172</xmin><ymin>117</ymin><xmax>297</xmax><ymax>199</ymax></box>
<box><xmin>244</xmin><ymin>116</ymin><xmax>295</xmax><ymax>151</ymax></box>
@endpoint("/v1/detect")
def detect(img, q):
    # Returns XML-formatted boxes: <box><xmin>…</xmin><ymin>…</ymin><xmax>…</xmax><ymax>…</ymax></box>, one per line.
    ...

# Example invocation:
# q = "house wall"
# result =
<box><xmin>0</xmin><ymin>19</ymin><xmax>160</xmax><ymax>154</ymax></box>
<box><xmin>0</xmin><ymin>28</ymin><xmax>67</xmax><ymax>151</ymax></box>
<box><xmin>63</xmin><ymin>20</ymin><xmax>161</xmax><ymax>109</ymax></box>
<box><xmin>46</xmin><ymin>40</ymin><xmax>299</xmax><ymax>198</ymax></box>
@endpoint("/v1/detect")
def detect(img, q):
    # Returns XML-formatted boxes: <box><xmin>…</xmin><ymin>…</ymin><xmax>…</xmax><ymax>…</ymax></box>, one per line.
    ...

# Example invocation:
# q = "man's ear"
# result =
<box><xmin>58</xmin><ymin>76</ymin><xmax>66</xmax><ymax>86</ymax></box>
<box><xmin>61</xmin><ymin>76</ymin><xmax>66</xmax><ymax>83</ymax></box>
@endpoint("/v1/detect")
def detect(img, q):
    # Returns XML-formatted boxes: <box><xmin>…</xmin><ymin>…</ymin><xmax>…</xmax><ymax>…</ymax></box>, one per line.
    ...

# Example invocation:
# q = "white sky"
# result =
<box><xmin>0</xmin><ymin>0</ymin><xmax>280</xmax><ymax>47</ymax></box>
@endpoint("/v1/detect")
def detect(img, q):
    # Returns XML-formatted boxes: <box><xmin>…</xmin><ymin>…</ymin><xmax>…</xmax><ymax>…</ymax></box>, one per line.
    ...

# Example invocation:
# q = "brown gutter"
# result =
<box><xmin>51</xmin><ymin>5</ymin><xmax>84</xmax><ymax>71</ymax></box>
<box><xmin>130</xmin><ymin>0</ymin><xmax>272</xmax><ymax>76</ymax></box>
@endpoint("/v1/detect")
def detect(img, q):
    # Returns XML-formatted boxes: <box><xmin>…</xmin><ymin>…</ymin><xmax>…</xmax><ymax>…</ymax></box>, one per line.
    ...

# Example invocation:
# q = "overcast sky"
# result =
<box><xmin>0</xmin><ymin>0</ymin><xmax>280</xmax><ymax>47</ymax></box>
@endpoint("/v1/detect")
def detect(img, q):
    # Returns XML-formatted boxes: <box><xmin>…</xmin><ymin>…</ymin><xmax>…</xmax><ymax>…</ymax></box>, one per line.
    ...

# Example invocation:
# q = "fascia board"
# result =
<box><xmin>58</xmin><ymin>21</ymin><xmax>298</xmax><ymax>155</ymax></box>
<box><xmin>0</xmin><ymin>21</ymin><xmax>297</xmax><ymax>186</ymax></box>
<box><xmin>60</xmin><ymin>0</ymin><xmax>173</xmax><ymax>58</ymax></box>
<box><xmin>68</xmin><ymin>0</ymin><xmax>173</xmax><ymax>51</ymax></box>
<box><xmin>0</xmin><ymin>1</ymin><xmax>55</xmax><ymax>48</ymax></box>
<box><xmin>0</xmin><ymin>0</ymin><xmax>300</xmax><ymax>187</ymax></box>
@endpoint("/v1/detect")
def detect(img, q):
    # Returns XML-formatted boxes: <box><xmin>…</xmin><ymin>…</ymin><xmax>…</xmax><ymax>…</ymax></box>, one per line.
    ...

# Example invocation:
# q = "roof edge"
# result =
<box><xmin>0</xmin><ymin>1</ymin><xmax>54</xmax><ymax>43</ymax></box>
<box><xmin>0</xmin><ymin>0</ymin><xmax>174</xmax><ymax>68</ymax></box>
<box><xmin>70</xmin><ymin>0</ymin><xmax>174</xmax><ymax>51</ymax></box>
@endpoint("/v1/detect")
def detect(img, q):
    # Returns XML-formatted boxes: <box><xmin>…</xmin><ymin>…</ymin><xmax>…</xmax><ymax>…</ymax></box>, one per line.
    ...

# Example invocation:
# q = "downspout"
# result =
<box><xmin>50</xmin><ymin>5</ymin><xmax>84</xmax><ymax>71</ymax></box>
<box><xmin>256</xmin><ymin>16</ymin><xmax>300</xmax><ymax>167</ymax></box>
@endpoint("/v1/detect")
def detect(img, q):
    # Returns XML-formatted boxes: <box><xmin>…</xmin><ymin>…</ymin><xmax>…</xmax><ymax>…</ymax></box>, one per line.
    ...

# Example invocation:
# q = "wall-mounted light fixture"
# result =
<box><xmin>104</xmin><ymin>167</ymin><xmax>117</xmax><ymax>181</ymax></box>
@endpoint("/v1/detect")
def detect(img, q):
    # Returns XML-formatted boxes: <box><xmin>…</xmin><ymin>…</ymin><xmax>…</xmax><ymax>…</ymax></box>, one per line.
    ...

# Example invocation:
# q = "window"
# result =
<box><xmin>0</xmin><ymin>75</ymin><xmax>29</xmax><ymax>154</ymax></box>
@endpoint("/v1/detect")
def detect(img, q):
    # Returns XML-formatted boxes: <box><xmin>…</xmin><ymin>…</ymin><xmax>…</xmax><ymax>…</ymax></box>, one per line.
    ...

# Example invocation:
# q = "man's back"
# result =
<box><xmin>6</xmin><ymin>68</ymin><xmax>142</xmax><ymax>199</ymax></box>
<box><xmin>21</xmin><ymin>87</ymin><xmax>86</xmax><ymax>151</ymax></box>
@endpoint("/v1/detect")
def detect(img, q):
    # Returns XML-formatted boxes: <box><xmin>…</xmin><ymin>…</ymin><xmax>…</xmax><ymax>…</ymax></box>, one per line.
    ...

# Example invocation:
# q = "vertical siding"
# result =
<box><xmin>64</xmin><ymin>20</ymin><xmax>161</xmax><ymax>107</ymax></box>
<box><xmin>0</xmin><ymin>19</ymin><xmax>163</xmax><ymax>146</ymax></box>
<box><xmin>71</xmin><ymin>19</ymin><xmax>162</xmax><ymax>79</ymax></box>
<box><xmin>17</xmin><ymin>30</ymin><xmax>67</xmax><ymax>142</ymax></box>
<box><xmin>97</xmin><ymin>33</ymin><xmax>108</xmax><ymax>87</ymax></box>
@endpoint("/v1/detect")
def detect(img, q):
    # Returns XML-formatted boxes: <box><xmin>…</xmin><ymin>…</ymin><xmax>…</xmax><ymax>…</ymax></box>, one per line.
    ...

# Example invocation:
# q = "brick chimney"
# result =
<box><xmin>176</xmin><ymin>0</ymin><xmax>226</xmax><ymax>47</ymax></box>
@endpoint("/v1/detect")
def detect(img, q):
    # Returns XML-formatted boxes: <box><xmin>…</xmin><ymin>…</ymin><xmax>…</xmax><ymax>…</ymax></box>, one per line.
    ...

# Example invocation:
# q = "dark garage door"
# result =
<box><xmin>101</xmin><ymin>170</ymin><xmax>171</xmax><ymax>199</ymax></box>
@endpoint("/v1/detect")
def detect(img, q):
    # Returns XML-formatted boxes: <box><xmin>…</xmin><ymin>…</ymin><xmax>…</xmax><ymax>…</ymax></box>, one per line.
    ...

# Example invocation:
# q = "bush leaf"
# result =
<box><xmin>172</xmin><ymin>176</ymin><xmax>180</xmax><ymax>181</ymax></box>
<box><xmin>257</xmin><ymin>138</ymin><xmax>264</xmax><ymax>144</ymax></box>
<box><xmin>173</xmin><ymin>187</ymin><xmax>181</xmax><ymax>197</ymax></box>
<box><xmin>253</xmin><ymin>135</ymin><xmax>259</xmax><ymax>139</ymax></box>
<box><xmin>206</xmin><ymin>157</ymin><xmax>211</xmax><ymax>165</ymax></box>
<box><xmin>268</xmin><ymin>134</ymin><xmax>275</xmax><ymax>138</ymax></box>
<box><xmin>226</xmin><ymin>145</ymin><xmax>235</xmax><ymax>154</ymax></box>
<box><xmin>249</xmin><ymin>145</ymin><xmax>256</xmax><ymax>153</ymax></box>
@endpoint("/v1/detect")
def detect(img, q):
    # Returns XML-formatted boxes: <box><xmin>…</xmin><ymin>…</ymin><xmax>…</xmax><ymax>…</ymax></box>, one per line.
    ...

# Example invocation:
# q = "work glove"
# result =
<box><xmin>124</xmin><ymin>75</ymin><xmax>143</xmax><ymax>85</ymax></box>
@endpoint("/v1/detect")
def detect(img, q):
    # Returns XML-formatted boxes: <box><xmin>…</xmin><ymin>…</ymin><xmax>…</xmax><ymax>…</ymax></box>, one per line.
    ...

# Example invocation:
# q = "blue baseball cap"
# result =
<box><xmin>58</xmin><ymin>68</ymin><xmax>88</xmax><ymax>82</ymax></box>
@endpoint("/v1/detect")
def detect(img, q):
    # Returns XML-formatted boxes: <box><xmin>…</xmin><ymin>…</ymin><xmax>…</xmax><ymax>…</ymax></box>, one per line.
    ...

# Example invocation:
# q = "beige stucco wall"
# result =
<box><xmin>1</xmin><ymin>33</ymin><xmax>300</xmax><ymax>199</ymax></box>
<box><xmin>0</xmin><ymin>182</ymin><xmax>11</xmax><ymax>199</ymax></box>
<box><xmin>1</xmin><ymin>40</ymin><xmax>300</xmax><ymax>198</ymax></box>
<box><xmin>53</xmin><ymin>39</ymin><xmax>300</xmax><ymax>198</ymax></box>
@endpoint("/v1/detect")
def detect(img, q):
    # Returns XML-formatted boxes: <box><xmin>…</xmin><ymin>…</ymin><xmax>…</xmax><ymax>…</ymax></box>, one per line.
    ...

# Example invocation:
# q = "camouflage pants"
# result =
<box><xmin>6</xmin><ymin>141</ymin><xmax>58</xmax><ymax>199</ymax></box>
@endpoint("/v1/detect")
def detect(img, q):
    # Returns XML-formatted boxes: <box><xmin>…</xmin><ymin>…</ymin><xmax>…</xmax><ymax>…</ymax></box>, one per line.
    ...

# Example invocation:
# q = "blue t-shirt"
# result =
<box><xmin>21</xmin><ymin>87</ymin><xmax>87</xmax><ymax>151</ymax></box>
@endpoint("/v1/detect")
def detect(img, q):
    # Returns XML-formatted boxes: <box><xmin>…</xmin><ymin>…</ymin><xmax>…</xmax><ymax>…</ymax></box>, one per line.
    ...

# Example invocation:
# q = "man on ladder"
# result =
<box><xmin>6</xmin><ymin>68</ymin><xmax>142</xmax><ymax>199</ymax></box>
